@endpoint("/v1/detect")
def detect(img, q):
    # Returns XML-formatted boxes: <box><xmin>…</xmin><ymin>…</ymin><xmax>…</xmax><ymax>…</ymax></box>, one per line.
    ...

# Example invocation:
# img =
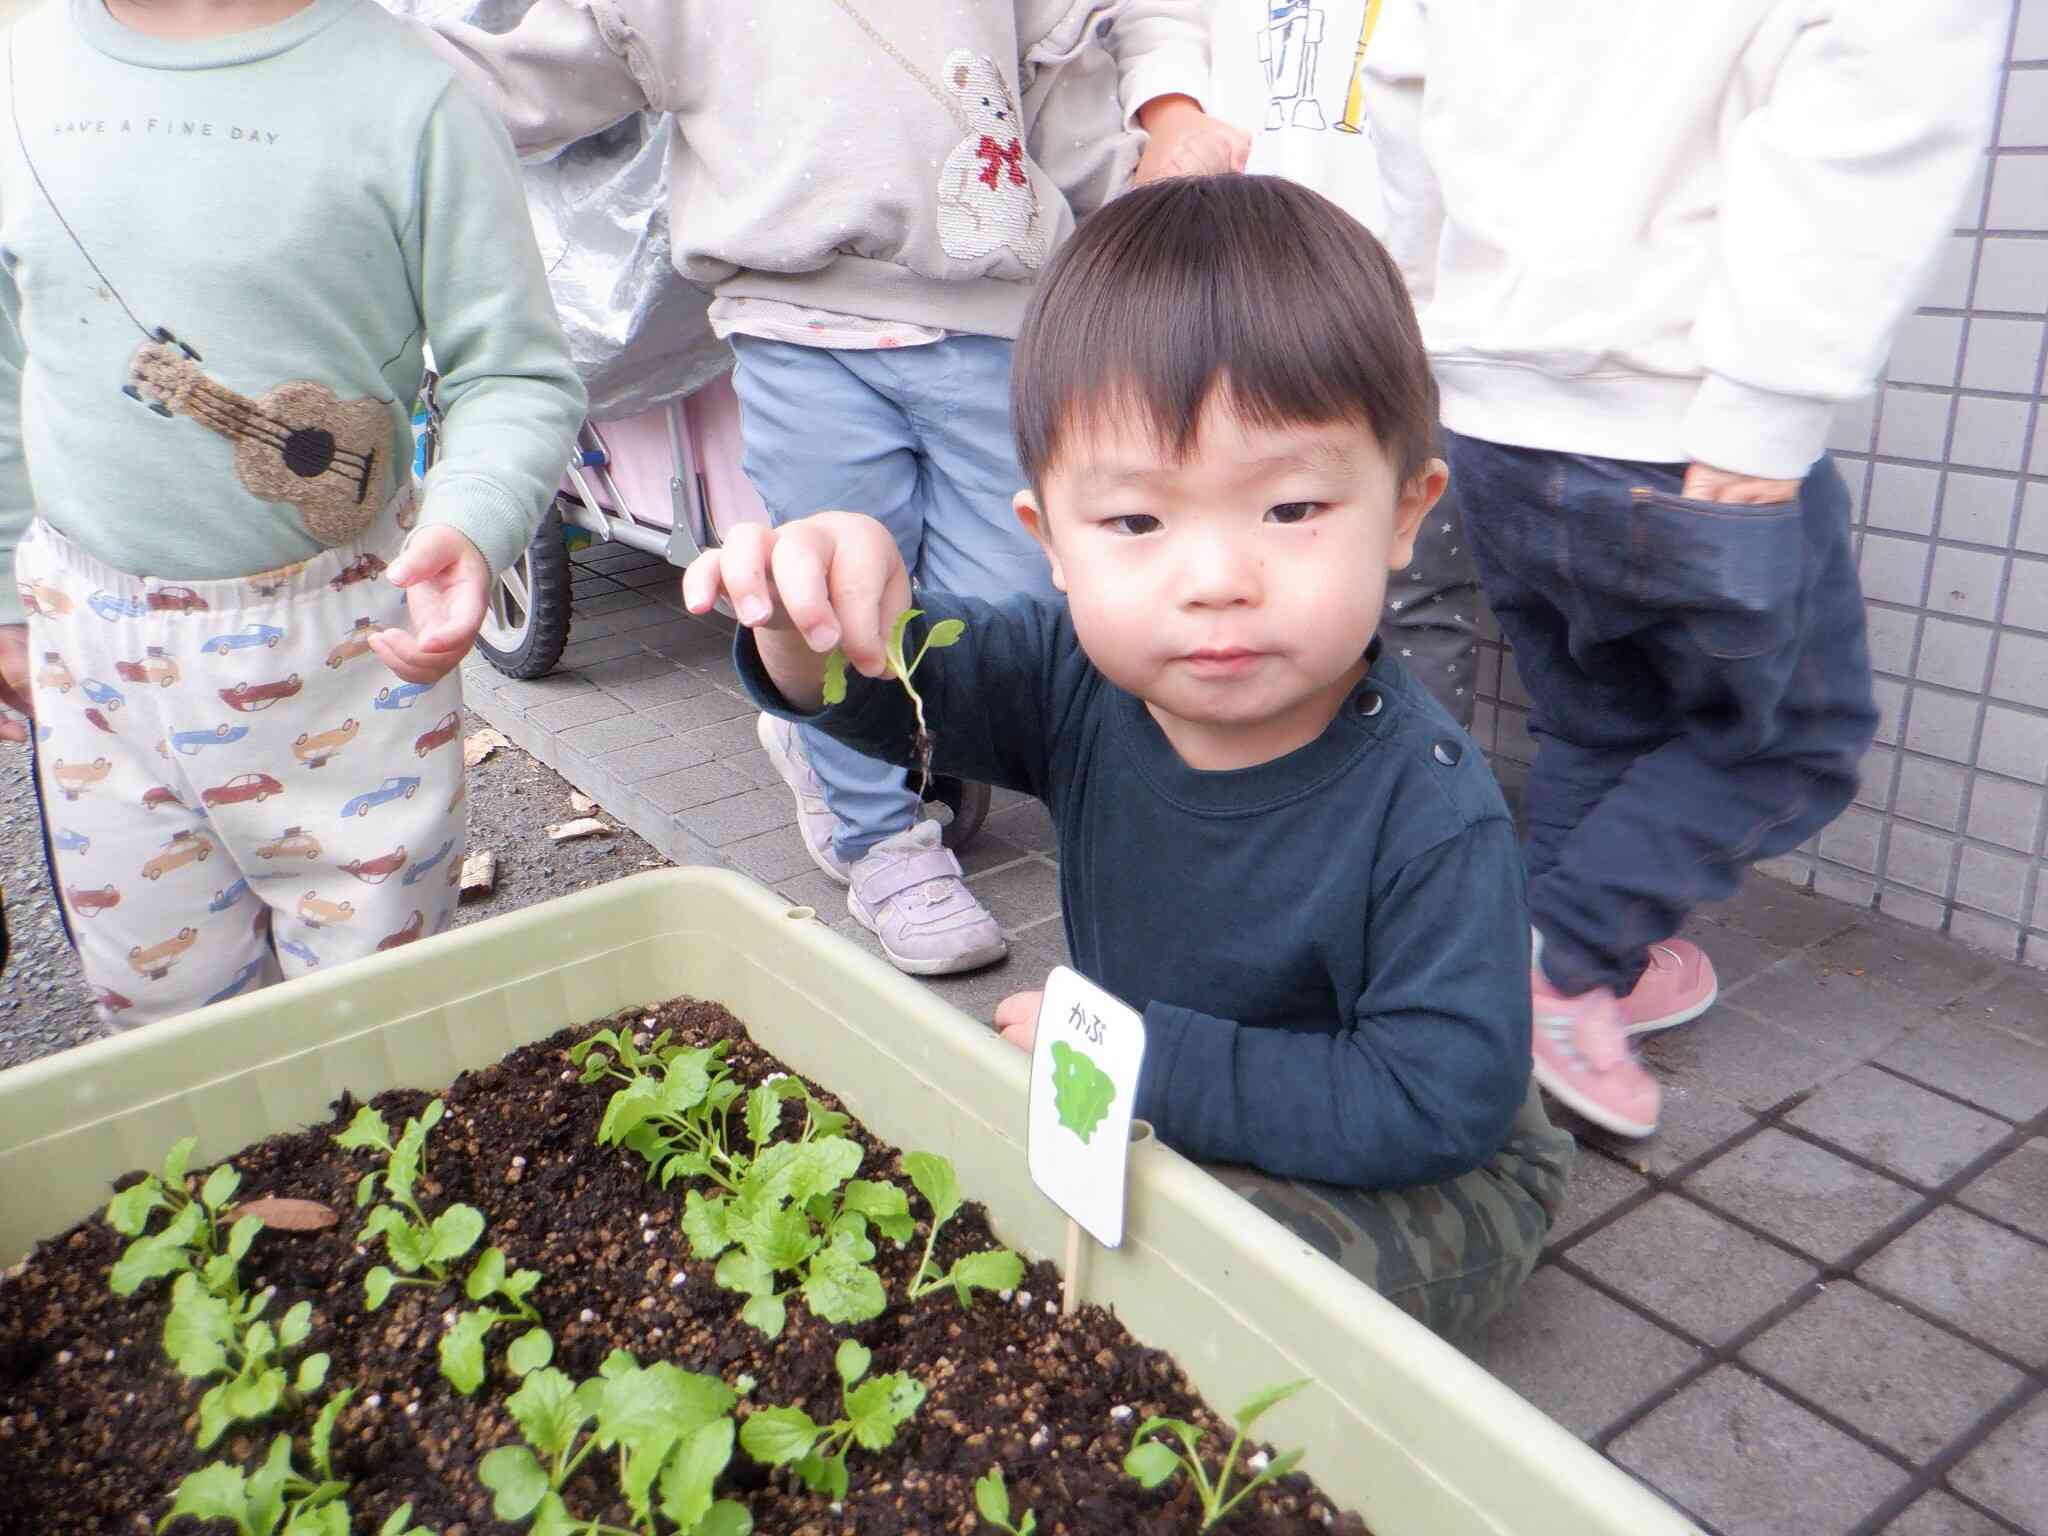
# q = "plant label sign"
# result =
<box><xmin>1026</xmin><ymin>965</ymin><xmax>1145</xmax><ymax>1249</ymax></box>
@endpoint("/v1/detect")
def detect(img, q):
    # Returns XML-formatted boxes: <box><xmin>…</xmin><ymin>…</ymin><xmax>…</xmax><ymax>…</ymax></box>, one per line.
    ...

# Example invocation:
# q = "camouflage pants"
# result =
<box><xmin>1208</xmin><ymin>1082</ymin><xmax>1574</xmax><ymax>1338</ymax></box>
<box><xmin>1383</xmin><ymin>445</ymin><xmax>1482</xmax><ymax>730</ymax></box>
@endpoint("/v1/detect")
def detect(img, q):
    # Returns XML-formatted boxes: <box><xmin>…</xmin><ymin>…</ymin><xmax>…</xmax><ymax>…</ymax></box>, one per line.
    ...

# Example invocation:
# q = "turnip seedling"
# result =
<box><xmin>439</xmin><ymin>1246</ymin><xmax>553</xmax><ymax>1396</ymax></box>
<box><xmin>335</xmin><ymin>1101</ymin><xmax>484</xmax><ymax>1308</ymax></box>
<box><xmin>572</xmin><ymin>1032</ymin><xmax>751</xmax><ymax>1194</ymax></box>
<box><xmin>477</xmin><ymin>1352</ymin><xmax>750</xmax><ymax>1536</ymax></box>
<box><xmin>106</xmin><ymin>1136</ymin><xmax>249</xmax><ymax>1299</ymax></box>
<box><xmin>738</xmin><ymin>1340</ymin><xmax>925</xmax><ymax>1503</ymax></box>
<box><xmin>1123</xmin><ymin>1378</ymin><xmax>1313</xmax><ymax>1531</ymax></box>
<box><xmin>974</xmin><ymin>1467</ymin><xmax>1038</xmax><ymax>1536</ymax></box>
<box><xmin>820</xmin><ymin>607</ymin><xmax>965</xmax><ymax>796</ymax></box>
<box><xmin>900</xmin><ymin>1153</ymin><xmax>1024</xmax><ymax>1307</ymax></box>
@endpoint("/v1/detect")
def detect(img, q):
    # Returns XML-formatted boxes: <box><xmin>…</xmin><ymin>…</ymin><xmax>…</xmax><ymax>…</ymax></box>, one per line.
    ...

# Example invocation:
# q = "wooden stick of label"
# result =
<box><xmin>1062</xmin><ymin>1216</ymin><xmax>1084</xmax><ymax>1315</ymax></box>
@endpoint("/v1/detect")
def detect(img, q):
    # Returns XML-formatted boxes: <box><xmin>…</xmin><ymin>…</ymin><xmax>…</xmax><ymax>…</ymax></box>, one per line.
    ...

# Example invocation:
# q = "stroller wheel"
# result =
<box><xmin>923</xmin><ymin>775</ymin><xmax>991</xmax><ymax>852</ymax></box>
<box><xmin>478</xmin><ymin>505</ymin><xmax>573</xmax><ymax>679</ymax></box>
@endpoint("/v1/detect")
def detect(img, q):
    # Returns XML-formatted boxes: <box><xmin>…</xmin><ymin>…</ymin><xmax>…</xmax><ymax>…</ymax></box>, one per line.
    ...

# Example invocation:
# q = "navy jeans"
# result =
<box><xmin>1448</xmin><ymin>433</ymin><xmax>1878</xmax><ymax>996</ymax></box>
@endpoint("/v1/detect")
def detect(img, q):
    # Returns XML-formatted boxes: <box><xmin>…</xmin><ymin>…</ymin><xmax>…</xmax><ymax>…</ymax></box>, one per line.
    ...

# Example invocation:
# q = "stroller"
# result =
<box><xmin>427</xmin><ymin>109</ymin><xmax>990</xmax><ymax>850</ymax></box>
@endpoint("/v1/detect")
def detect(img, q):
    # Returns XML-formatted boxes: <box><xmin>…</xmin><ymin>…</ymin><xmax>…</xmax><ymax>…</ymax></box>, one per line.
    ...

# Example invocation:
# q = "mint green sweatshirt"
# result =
<box><xmin>0</xmin><ymin>0</ymin><xmax>586</xmax><ymax>625</ymax></box>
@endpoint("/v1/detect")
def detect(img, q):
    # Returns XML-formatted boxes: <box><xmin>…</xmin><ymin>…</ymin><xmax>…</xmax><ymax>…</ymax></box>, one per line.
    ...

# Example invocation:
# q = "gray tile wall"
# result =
<box><xmin>1469</xmin><ymin>1</ymin><xmax>2048</xmax><ymax>969</ymax></box>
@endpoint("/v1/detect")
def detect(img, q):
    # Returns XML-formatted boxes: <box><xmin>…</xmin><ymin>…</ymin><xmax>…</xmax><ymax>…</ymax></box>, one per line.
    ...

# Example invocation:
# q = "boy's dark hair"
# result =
<box><xmin>1011</xmin><ymin>174</ymin><xmax>1438</xmax><ymax>492</ymax></box>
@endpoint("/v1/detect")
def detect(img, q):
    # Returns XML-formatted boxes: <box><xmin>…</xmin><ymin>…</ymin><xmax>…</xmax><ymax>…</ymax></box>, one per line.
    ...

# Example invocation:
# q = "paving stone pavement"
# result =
<box><xmin>472</xmin><ymin>542</ymin><xmax>2048</xmax><ymax>1536</ymax></box>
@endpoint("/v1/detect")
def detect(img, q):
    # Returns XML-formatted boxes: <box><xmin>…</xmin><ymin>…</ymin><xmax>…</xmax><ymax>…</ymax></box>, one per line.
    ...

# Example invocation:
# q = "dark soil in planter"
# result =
<box><xmin>0</xmin><ymin>997</ymin><xmax>1370</xmax><ymax>1536</ymax></box>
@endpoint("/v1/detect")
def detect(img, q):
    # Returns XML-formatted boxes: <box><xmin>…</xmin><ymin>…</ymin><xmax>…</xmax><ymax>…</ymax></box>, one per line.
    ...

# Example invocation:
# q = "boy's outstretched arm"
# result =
<box><xmin>383</xmin><ymin>81</ymin><xmax>586</xmax><ymax>683</ymax></box>
<box><xmin>407</xmin><ymin>0</ymin><xmax>651</xmax><ymax>161</ymax></box>
<box><xmin>1134</xmin><ymin>820</ymin><xmax>1531</xmax><ymax>1190</ymax></box>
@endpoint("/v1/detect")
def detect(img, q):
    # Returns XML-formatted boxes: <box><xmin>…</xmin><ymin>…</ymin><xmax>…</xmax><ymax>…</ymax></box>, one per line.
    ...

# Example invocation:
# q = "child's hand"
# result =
<box><xmin>370</xmin><ymin>526</ymin><xmax>491</xmax><ymax>685</ymax></box>
<box><xmin>0</xmin><ymin>623</ymin><xmax>31</xmax><ymax>743</ymax></box>
<box><xmin>1132</xmin><ymin>95</ymin><xmax>1250</xmax><ymax>185</ymax></box>
<box><xmin>994</xmin><ymin>989</ymin><xmax>1044</xmax><ymax>1053</ymax></box>
<box><xmin>1681</xmin><ymin>463</ymin><xmax>1803</xmax><ymax>506</ymax></box>
<box><xmin>681</xmin><ymin>514</ymin><xmax>911</xmax><ymax>706</ymax></box>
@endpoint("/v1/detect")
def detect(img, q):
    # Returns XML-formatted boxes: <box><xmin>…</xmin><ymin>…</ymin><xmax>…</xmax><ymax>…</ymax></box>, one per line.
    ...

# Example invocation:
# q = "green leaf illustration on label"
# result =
<box><xmin>1050</xmin><ymin>1041</ymin><xmax>1116</xmax><ymax>1145</ymax></box>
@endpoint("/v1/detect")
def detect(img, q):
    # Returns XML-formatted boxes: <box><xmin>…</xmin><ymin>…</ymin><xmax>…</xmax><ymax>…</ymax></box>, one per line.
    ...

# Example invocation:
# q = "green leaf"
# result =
<box><xmin>504</xmin><ymin>1267</ymin><xmax>543</xmax><ymax>1304</ymax></box>
<box><xmin>751</xmin><ymin>1203</ymin><xmax>819</xmax><ymax>1274</ymax></box>
<box><xmin>309</xmin><ymin>1389</ymin><xmax>354</xmax><ymax>1480</ymax></box>
<box><xmin>355</xmin><ymin>1172</ymin><xmax>380</xmax><ymax>1210</ymax></box>
<box><xmin>465</xmin><ymin>1246</ymin><xmax>507</xmax><ymax>1302</ymax></box>
<box><xmin>194</xmin><ymin>1386</ymin><xmax>236</xmax><ymax>1452</ymax></box>
<box><xmin>843</xmin><ymin>1371</ymin><xmax>925</xmax><ymax>1451</ymax></box>
<box><xmin>821</xmin><ymin>649</ymin><xmax>850</xmax><ymax>706</ymax></box>
<box><xmin>683</xmin><ymin>1190</ymin><xmax>733</xmax><ymax>1261</ymax></box>
<box><xmin>714</xmin><ymin>1248</ymin><xmax>776</xmax><ymax>1299</ymax></box>
<box><xmin>364</xmin><ymin>1266</ymin><xmax>397</xmax><ymax>1311</ymax></box>
<box><xmin>698</xmin><ymin>1500</ymin><xmax>755</xmax><ymax>1536</ymax></box>
<box><xmin>748</xmin><ymin>1137</ymin><xmax>862</xmax><ymax>1209</ymax></box>
<box><xmin>797</xmin><ymin>1449</ymin><xmax>850</xmax><ymax>1503</ymax></box>
<box><xmin>738</xmin><ymin>1405</ymin><xmax>821</xmax><ymax>1467</ymax></box>
<box><xmin>478</xmin><ymin>1445</ymin><xmax>550</xmax><ymax>1522</ymax></box>
<box><xmin>159</xmin><ymin>1461</ymin><xmax>249</xmax><ymax>1530</ymax></box>
<box><xmin>221</xmin><ymin>1363</ymin><xmax>285</xmax><ymax>1424</ymax></box>
<box><xmin>1050</xmin><ymin>1041</ymin><xmax>1118</xmax><ymax>1144</ymax></box>
<box><xmin>225</xmin><ymin>1214</ymin><xmax>264</xmax><ymax>1265</ymax></box>
<box><xmin>598</xmin><ymin>1088</ymin><xmax>664</xmax><ymax>1147</ymax></box>
<box><xmin>529</xmin><ymin>1492</ymin><xmax>583</xmax><ymax>1536</ymax></box>
<box><xmin>296</xmin><ymin>1353</ymin><xmax>330</xmax><ymax>1395</ymax></box>
<box><xmin>1233</xmin><ymin>1377</ymin><xmax>1313</xmax><ymax>1431</ymax></box>
<box><xmin>381</xmin><ymin>1219</ymin><xmax>432</xmax><ymax>1275</ymax></box>
<box><xmin>886</xmin><ymin>608</ymin><xmax>920</xmax><ymax>677</ymax></box>
<box><xmin>163</xmin><ymin>1274</ymin><xmax>233</xmax><ymax>1377</ymax></box>
<box><xmin>975</xmin><ymin>1469</ymin><xmax>1012</xmax><ymax>1527</ymax></box>
<box><xmin>925</xmin><ymin>617</ymin><xmax>966</xmax><ymax>650</ymax></box>
<box><xmin>419</xmin><ymin>1099</ymin><xmax>447</xmax><ymax>1132</ymax></box>
<box><xmin>662</xmin><ymin>1052</ymin><xmax>713</xmax><ymax>1113</ymax></box>
<box><xmin>744</xmin><ymin>1084</ymin><xmax>779</xmax><ymax>1150</ymax></box>
<box><xmin>278</xmin><ymin>1300</ymin><xmax>313</xmax><ymax>1351</ymax></box>
<box><xmin>593</xmin><ymin>1361</ymin><xmax>737</xmax><ymax>1452</ymax></box>
<box><xmin>282</xmin><ymin>1504</ymin><xmax>349</xmax><ymax>1536</ymax></box>
<box><xmin>835</xmin><ymin>1338</ymin><xmax>872</xmax><ymax>1387</ymax></box>
<box><xmin>504</xmin><ymin>1366</ymin><xmax>587</xmax><ymax>1459</ymax></box>
<box><xmin>162</xmin><ymin>1137</ymin><xmax>197</xmax><ymax>1190</ymax></box>
<box><xmin>948</xmin><ymin>1249</ymin><xmax>1025</xmax><ymax>1308</ymax></box>
<box><xmin>740</xmin><ymin>1292</ymin><xmax>787</xmax><ymax>1339</ymax></box>
<box><xmin>658</xmin><ymin>1417</ymin><xmax>735</xmax><ymax>1533</ymax></box>
<box><xmin>199</xmin><ymin>1164</ymin><xmax>241</xmax><ymax>1213</ymax></box>
<box><xmin>110</xmin><ymin>1232</ymin><xmax>194</xmax><ymax>1296</ymax></box>
<box><xmin>840</xmin><ymin>1180</ymin><xmax>913</xmax><ymax>1245</ymax></box>
<box><xmin>801</xmin><ymin>1245</ymin><xmax>885</xmax><ymax>1326</ymax></box>
<box><xmin>335</xmin><ymin>1106</ymin><xmax>391</xmax><ymax>1153</ymax></box>
<box><xmin>900</xmin><ymin>1151</ymin><xmax>961</xmax><ymax>1228</ymax></box>
<box><xmin>377</xmin><ymin>1504</ymin><xmax>419</xmax><ymax>1536</ymax></box>
<box><xmin>1124</xmin><ymin>1439</ymin><xmax>1183</xmax><ymax>1490</ymax></box>
<box><xmin>106</xmin><ymin>1179</ymin><xmax>164</xmax><ymax>1237</ymax></box>
<box><xmin>565</xmin><ymin>1029</ymin><xmax>617</xmax><ymax>1066</ymax></box>
<box><xmin>427</xmin><ymin>1205</ymin><xmax>485</xmax><ymax>1265</ymax></box>
<box><xmin>507</xmin><ymin>1327</ymin><xmax>554</xmax><ymax>1378</ymax></box>
<box><xmin>245</xmin><ymin>1436</ymin><xmax>294</xmax><ymax>1536</ymax></box>
<box><xmin>439</xmin><ymin>1310</ymin><xmax>493</xmax><ymax>1395</ymax></box>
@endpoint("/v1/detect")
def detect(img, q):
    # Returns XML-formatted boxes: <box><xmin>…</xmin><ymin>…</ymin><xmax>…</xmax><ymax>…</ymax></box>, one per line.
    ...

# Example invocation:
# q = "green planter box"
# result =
<box><xmin>0</xmin><ymin>869</ymin><xmax>1696</xmax><ymax>1536</ymax></box>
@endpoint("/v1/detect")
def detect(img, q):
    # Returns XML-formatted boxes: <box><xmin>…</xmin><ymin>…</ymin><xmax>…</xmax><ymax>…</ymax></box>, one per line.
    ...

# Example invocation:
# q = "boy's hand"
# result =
<box><xmin>371</xmin><ymin>526</ymin><xmax>492</xmax><ymax>685</ymax></box>
<box><xmin>0</xmin><ymin>623</ymin><xmax>31</xmax><ymax>743</ymax></box>
<box><xmin>994</xmin><ymin>989</ymin><xmax>1044</xmax><ymax>1052</ymax></box>
<box><xmin>1681</xmin><ymin>463</ymin><xmax>1803</xmax><ymax>506</ymax></box>
<box><xmin>1133</xmin><ymin>94</ymin><xmax>1250</xmax><ymax>184</ymax></box>
<box><xmin>681</xmin><ymin>514</ymin><xmax>911</xmax><ymax>709</ymax></box>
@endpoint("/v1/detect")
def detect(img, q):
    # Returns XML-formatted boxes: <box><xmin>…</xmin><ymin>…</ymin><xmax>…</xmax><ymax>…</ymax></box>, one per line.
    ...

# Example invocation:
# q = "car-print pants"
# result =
<box><xmin>18</xmin><ymin>494</ymin><xmax>464</xmax><ymax>1029</ymax></box>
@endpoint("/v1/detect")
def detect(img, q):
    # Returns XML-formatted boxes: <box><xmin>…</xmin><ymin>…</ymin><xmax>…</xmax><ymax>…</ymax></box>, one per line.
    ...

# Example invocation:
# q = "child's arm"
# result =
<box><xmin>1134</xmin><ymin>820</ymin><xmax>1531</xmax><ymax>1189</ymax></box>
<box><xmin>685</xmin><ymin>519</ymin><xmax>1070</xmax><ymax>799</ymax></box>
<box><xmin>408</xmin><ymin>0</ymin><xmax>650</xmax><ymax>161</ymax></box>
<box><xmin>0</xmin><ymin>259</ymin><xmax>32</xmax><ymax>739</ymax></box>
<box><xmin>1678</xmin><ymin>4</ymin><xmax>2005</xmax><ymax>484</ymax></box>
<box><xmin>389</xmin><ymin>81</ymin><xmax>586</xmax><ymax>675</ymax></box>
<box><xmin>1101</xmin><ymin>2</ymin><xmax>1246</xmax><ymax>182</ymax></box>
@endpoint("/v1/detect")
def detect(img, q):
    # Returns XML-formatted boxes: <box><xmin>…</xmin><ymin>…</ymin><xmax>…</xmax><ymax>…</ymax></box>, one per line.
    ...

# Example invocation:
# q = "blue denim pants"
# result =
<box><xmin>731</xmin><ymin>334</ymin><xmax>1061</xmax><ymax>862</ymax></box>
<box><xmin>1448</xmin><ymin>433</ymin><xmax>1878</xmax><ymax>996</ymax></box>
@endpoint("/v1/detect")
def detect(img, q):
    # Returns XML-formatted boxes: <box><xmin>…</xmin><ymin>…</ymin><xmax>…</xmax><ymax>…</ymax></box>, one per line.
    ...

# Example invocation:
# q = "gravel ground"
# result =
<box><xmin>0</xmin><ymin>704</ymin><xmax>666</xmax><ymax>1072</ymax></box>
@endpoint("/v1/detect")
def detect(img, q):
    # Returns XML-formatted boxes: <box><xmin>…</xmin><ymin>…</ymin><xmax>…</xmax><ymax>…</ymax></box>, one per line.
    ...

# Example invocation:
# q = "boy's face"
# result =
<box><xmin>1018</xmin><ymin>393</ymin><xmax>1444</xmax><ymax>770</ymax></box>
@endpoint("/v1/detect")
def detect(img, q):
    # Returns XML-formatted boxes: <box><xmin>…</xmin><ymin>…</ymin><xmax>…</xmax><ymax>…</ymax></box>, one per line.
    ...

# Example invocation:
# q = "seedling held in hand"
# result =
<box><xmin>1123</xmin><ymin>1378</ymin><xmax>1313</xmax><ymax>1531</ymax></box>
<box><xmin>738</xmin><ymin>1340</ymin><xmax>925</xmax><ymax>1503</ymax></box>
<box><xmin>335</xmin><ymin>1101</ymin><xmax>484</xmax><ymax>1308</ymax></box>
<box><xmin>900</xmin><ymin>1152</ymin><xmax>1023</xmax><ymax>1307</ymax></box>
<box><xmin>477</xmin><ymin>1351</ymin><xmax>750</xmax><ymax>1536</ymax></box>
<box><xmin>821</xmin><ymin>607</ymin><xmax>964</xmax><ymax>796</ymax></box>
<box><xmin>974</xmin><ymin>1467</ymin><xmax>1038</xmax><ymax>1536</ymax></box>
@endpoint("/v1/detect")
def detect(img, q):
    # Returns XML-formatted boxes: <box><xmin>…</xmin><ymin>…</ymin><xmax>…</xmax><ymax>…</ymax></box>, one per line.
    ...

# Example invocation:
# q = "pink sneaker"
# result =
<box><xmin>1620</xmin><ymin>939</ymin><xmax>1719</xmax><ymax>1036</ymax></box>
<box><xmin>1530</xmin><ymin>969</ymin><xmax>1662</xmax><ymax>1138</ymax></box>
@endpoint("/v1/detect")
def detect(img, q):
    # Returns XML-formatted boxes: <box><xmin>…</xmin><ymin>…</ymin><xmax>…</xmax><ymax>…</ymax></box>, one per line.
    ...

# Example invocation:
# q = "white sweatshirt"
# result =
<box><xmin>1365</xmin><ymin>1</ymin><xmax>2008</xmax><ymax>479</ymax></box>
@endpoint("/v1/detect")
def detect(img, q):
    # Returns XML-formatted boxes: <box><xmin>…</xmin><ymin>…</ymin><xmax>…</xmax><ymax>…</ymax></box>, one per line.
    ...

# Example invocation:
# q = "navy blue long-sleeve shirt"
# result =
<box><xmin>737</xmin><ymin>596</ymin><xmax>1532</xmax><ymax>1189</ymax></box>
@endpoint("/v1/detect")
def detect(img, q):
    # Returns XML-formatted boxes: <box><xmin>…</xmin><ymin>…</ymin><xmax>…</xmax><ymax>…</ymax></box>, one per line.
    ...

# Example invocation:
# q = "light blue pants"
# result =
<box><xmin>731</xmin><ymin>334</ymin><xmax>1061</xmax><ymax>863</ymax></box>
